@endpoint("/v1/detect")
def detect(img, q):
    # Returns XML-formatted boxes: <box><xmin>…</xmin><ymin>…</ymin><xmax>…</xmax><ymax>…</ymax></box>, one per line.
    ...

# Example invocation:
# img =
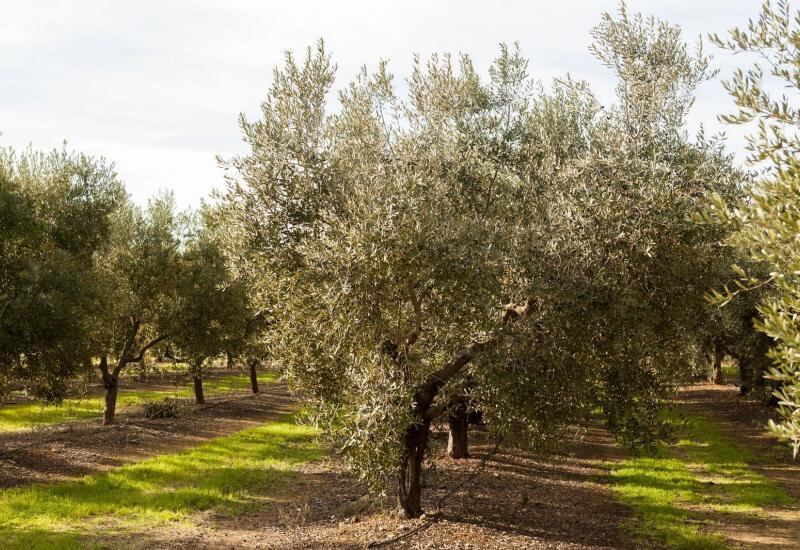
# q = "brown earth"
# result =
<box><xmin>104</xmin><ymin>423</ymin><xmax>637</xmax><ymax>550</ymax></box>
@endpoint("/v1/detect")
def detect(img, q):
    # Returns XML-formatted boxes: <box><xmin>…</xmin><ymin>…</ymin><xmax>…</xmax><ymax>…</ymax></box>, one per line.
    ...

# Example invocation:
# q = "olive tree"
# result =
<box><xmin>93</xmin><ymin>194</ymin><xmax>181</xmax><ymax>424</ymax></box>
<box><xmin>0</xmin><ymin>146</ymin><xmax>124</xmax><ymax>400</ymax></box>
<box><xmin>223</xmin><ymin>5</ymin><xmax>741</xmax><ymax>517</ymax></box>
<box><xmin>169</xmin><ymin>209</ymin><xmax>250</xmax><ymax>403</ymax></box>
<box><xmin>700</xmin><ymin>0</ymin><xmax>800</xmax><ymax>455</ymax></box>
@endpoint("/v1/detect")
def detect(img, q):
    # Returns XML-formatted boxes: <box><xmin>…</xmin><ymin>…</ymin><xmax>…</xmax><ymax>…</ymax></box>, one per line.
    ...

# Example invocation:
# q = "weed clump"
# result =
<box><xmin>141</xmin><ymin>397</ymin><xmax>192</xmax><ymax>419</ymax></box>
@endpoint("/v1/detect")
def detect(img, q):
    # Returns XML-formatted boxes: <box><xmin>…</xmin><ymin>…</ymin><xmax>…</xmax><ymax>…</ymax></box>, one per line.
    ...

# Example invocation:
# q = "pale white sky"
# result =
<box><xmin>0</xmin><ymin>1</ymin><xmax>761</xmax><ymax>209</ymax></box>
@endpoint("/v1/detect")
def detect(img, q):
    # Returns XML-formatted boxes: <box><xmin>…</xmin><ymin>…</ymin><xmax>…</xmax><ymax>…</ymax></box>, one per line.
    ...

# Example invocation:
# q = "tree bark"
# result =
<box><xmin>397</xmin><ymin>419</ymin><xmax>430</xmax><ymax>518</ymax></box>
<box><xmin>99</xmin><ymin>355</ymin><xmax>119</xmax><ymax>426</ymax></box>
<box><xmin>193</xmin><ymin>370</ymin><xmax>205</xmax><ymax>405</ymax></box>
<box><xmin>392</xmin><ymin>299</ymin><xmax>532</xmax><ymax>518</ymax></box>
<box><xmin>104</xmin><ymin>382</ymin><xmax>119</xmax><ymax>425</ymax></box>
<box><xmin>97</xmin><ymin>319</ymin><xmax>166</xmax><ymax>425</ymax></box>
<box><xmin>226</xmin><ymin>351</ymin><xmax>235</xmax><ymax>370</ymax></box>
<box><xmin>711</xmin><ymin>345</ymin><xmax>724</xmax><ymax>385</ymax></box>
<box><xmin>447</xmin><ymin>396</ymin><xmax>470</xmax><ymax>459</ymax></box>
<box><xmin>249</xmin><ymin>359</ymin><xmax>259</xmax><ymax>394</ymax></box>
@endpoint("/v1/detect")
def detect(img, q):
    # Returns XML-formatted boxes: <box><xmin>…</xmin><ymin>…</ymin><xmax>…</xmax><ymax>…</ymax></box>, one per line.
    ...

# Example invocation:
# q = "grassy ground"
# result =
<box><xmin>0</xmin><ymin>414</ymin><xmax>321</xmax><ymax>549</ymax></box>
<box><xmin>609</xmin><ymin>410</ymin><xmax>793</xmax><ymax>549</ymax></box>
<box><xmin>0</xmin><ymin>372</ymin><xmax>277</xmax><ymax>432</ymax></box>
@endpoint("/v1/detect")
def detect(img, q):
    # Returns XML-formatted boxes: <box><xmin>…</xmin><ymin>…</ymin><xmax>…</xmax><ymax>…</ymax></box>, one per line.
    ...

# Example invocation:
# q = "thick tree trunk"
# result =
<box><xmin>226</xmin><ymin>351</ymin><xmax>235</xmax><ymax>370</ymax></box>
<box><xmin>711</xmin><ymin>346</ymin><xmax>724</xmax><ymax>385</ymax></box>
<box><xmin>391</xmin><ymin>300</ymin><xmax>531</xmax><ymax>519</ymax></box>
<box><xmin>99</xmin><ymin>354</ymin><xmax>120</xmax><ymax>425</ymax></box>
<box><xmin>397</xmin><ymin>420</ymin><xmax>430</xmax><ymax>518</ymax></box>
<box><xmin>103</xmin><ymin>379</ymin><xmax>119</xmax><ymax>425</ymax></box>
<box><xmin>447</xmin><ymin>397</ymin><xmax>470</xmax><ymax>459</ymax></box>
<box><xmin>193</xmin><ymin>374</ymin><xmax>205</xmax><ymax>404</ymax></box>
<box><xmin>249</xmin><ymin>360</ymin><xmax>259</xmax><ymax>394</ymax></box>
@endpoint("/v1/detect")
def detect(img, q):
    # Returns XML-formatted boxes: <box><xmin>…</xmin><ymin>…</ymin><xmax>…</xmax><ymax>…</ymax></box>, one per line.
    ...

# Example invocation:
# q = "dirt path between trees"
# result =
<box><xmin>0</xmin><ymin>383</ymin><xmax>294</xmax><ymax>489</ymax></box>
<box><xmin>136</xmin><ymin>424</ymin><xmax>636</xmax><ymax>550</ymax></box>
<box><xmin>676</xmin><ymin>383</ymin><xmax>800</xmax><ymax>549</ymax></box>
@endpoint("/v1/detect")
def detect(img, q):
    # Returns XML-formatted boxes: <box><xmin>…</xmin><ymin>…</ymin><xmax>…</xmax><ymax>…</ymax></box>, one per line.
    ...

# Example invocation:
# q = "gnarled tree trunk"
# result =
<box><xmin>98</xmin><ymin>319</ymin><xmax>167</xmax><ymax>425</ymax></box>
<box><xmin>398</xmin><ymin>419</ymin><xmax>430</xmax><ymax>518</ymax></box>
<box><xmin>249</xmin><ymin>359</ymin><xmax>259</xmax><ymax>394</ymax></box>
<box><xmin>447</xmin><ymin>396</ymin><xmax>469</xmax><ymax>459</ymax></box>
<box><xmin>393</xmin><ymin>300</ymin><xmax>530</xmax><ymax>517</ymax></box>
<box><xmin>99</xmin><ymin>355</ymin><xmax>120</xmax><ymax>426</ymax></box>
<box><xmin>99</xmin><ymin>354</ymin><xmax>123</xmax><ymax>426</ymax></box>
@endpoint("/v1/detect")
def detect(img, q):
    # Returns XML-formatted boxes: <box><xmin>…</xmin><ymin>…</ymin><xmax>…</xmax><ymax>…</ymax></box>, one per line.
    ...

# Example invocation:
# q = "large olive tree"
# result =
<box><xmin>223</xmin><ymin>5</ymin><xmax>742</xmax><ymax>517</ymax></box>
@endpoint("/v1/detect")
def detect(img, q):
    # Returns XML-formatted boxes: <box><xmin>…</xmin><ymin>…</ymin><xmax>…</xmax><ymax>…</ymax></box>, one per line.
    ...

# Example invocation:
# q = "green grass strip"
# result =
<box><xmin>609</xmin><ymin>411</ymin><xmax>793</xmax><ymax>549</ymax></box>
<box><xmin>0</xmin><ymin>414</ymin><xmax>321</xmax><ymax>549</ymax></box>
<box><xmin>0</xmin><ymin>373</ymin><xmax>277</xmax><ymax>432</ymax></box>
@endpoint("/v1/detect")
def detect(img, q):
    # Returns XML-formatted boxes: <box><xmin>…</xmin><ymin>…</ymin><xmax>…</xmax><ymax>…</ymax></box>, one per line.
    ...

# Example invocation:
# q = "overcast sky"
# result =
<box><xmin>1</xmin><ymin>1</ymin><xmax>762</xmax><ymax>209</ymax></box>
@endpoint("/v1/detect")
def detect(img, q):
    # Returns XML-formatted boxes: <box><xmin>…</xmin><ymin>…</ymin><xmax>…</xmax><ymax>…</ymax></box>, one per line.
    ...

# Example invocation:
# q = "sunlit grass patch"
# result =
<box><xmin>0</xmin><ymin>372</ymin><xmax>278</xmax><ymax>431</ymax></box>
<box><xmin>609</xmin><ymin>411</ymin><xmax>793</xmax><ymax>548</ymax></box>
<box><xmin>0</xmin><ymin>414</ymin><xmax>321</xmax><ymax>549</ymax></box>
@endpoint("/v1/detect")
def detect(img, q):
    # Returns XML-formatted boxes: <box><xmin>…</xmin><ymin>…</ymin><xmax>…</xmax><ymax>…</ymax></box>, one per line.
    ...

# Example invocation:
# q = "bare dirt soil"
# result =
<box><xmin>122</xmin><ymin>423</ymin><xmax>636</xmax><ymax>550</ymax></box>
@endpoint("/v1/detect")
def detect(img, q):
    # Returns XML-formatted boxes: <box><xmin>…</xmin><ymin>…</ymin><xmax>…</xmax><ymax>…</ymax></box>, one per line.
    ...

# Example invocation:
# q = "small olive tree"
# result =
<box><xmin>170</xmin><ymin>209</ymin><xmax>250</xmax><ymax>403</ymax></box>
<box><xmin>93</xmin><ymin>194</ymin><xmax>181</xmax><ymax>424</ymax></box>
<box><xmin>224</xmin><ymin>5</ymin><xmax>742</xmax><ymax>517</ymax></box>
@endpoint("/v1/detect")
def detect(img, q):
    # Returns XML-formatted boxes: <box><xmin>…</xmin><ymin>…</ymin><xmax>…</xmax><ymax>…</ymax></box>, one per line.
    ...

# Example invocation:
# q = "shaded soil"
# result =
<box><xmin>117</xmin><ymin>424</ymin><xmax>636</xmax><ymax>550</ymax></box>
<box><xmin>0</xmin><ymin>382</ymin><xmax>294</xmax><ymax>488</ymax></box>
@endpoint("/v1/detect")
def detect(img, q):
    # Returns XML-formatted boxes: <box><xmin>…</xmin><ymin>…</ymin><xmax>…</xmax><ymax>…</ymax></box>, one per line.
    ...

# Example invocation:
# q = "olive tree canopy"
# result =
<box><xmin>223</xmin><ymin>5</ymin><xmax>742</xmax><ymax>517</ymax></box>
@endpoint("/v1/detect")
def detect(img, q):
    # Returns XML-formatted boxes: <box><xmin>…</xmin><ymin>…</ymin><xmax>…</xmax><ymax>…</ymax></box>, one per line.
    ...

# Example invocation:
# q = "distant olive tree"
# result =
<box><xmin>223</xmin><ymin>5</ymin><xmax>742</xmax><ymax>517</ymax></box>
<box><xmin>700</xmin><ymin>0</ymin><xmax>800</xmax><ymax>455</ymax></box>
<box><xmin>93</xmin><ymin>194</ymin><xmax>181</xmax><ymax>424</ymax></box>
<box><xmin>170</xmin><ymin>208</ymin><xmax>250</xmax><ymax>404</ymax></box>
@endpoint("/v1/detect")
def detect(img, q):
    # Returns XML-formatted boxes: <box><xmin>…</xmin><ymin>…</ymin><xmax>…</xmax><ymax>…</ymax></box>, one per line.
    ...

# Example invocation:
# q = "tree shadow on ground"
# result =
<box><xmin>196</xmin><ymin>422</ymin><xmax>638</xmax><ymax>549</ymax></box>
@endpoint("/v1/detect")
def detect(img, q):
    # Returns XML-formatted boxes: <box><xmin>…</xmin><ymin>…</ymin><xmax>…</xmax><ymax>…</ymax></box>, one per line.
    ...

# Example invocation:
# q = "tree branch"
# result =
<box><xmin>129</xmin><ymin>334</ymin><xmax>168</xmax><ymax>364</ymax></box>
<box><xmin>414</xmin><ymin>299</ymin><xmax>533</xmax><ymax>415</ymax></box>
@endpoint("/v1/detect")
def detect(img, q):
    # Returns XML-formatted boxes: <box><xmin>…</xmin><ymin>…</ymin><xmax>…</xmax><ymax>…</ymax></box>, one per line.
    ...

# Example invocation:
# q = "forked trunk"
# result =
<box><xmin>397</xmin><ymin>419</ymin><xmax>430</xmax><ymax>518</ymax></box>
<box><xmin>193</xmin><ymin>374</ymin><xmax>205</xmax><ymax>404</ymax></box>
<box><xmin>249</xmin><ymin>359</ymin><xmax>259</xmax><ymax>394</ymax></box>
<box><xmin>447</xmin><ymin>396</ymin><xmax>469</xmax><ymax>459</ymax></box>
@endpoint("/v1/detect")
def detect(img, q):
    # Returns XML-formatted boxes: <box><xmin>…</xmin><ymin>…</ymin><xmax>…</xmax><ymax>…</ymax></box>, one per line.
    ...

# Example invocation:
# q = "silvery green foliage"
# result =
<box><xmin>701</xmin><ymin>1</ymin><xmax>800</xmax><ymax>455</ymax></box>
<box><xmin>93</xmin><ymin>192</ymin><xmax>182</xmax><ymax>360</ymax></box>
<box><xmin>223</xmin><ymin>6</ymin><xmax>742</xmax><ymax>488</ymax></box>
